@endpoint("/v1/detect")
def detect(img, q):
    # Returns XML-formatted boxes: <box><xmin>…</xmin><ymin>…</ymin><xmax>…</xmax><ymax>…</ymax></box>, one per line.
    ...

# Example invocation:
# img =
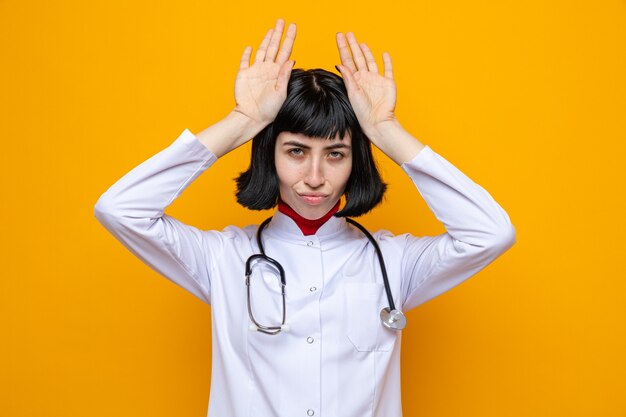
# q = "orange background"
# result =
<box><xmin>1</xmin><ymin>1</ymin><xmax>625</xmax><ymax>416</ymax></box>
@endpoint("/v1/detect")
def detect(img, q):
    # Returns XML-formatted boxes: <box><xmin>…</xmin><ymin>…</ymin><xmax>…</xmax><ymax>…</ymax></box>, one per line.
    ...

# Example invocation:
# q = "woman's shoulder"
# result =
<box><xmin>371</xmin><ymin>228</ymin><xmax>423</xmax><ymax>249</ymax></box>
<box><xmin>202</xmin><ymin>223</ymin><xmax>259</xmax><ymax>241</ymax></box>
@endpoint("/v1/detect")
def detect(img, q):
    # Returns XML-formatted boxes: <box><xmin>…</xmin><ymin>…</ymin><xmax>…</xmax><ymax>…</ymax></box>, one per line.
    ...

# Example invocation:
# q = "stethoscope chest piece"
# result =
<box><xmin>380</xmin><ymin>307</ymin><xmax>407</xmax><ymax>331</ymax></box>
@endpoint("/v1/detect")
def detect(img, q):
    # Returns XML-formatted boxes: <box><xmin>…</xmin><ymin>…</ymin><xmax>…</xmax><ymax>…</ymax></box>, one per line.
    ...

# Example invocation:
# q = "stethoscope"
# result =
<box><xmin>245</xmin><ymin>216</ymin><xmax>407</xmax><ymax>335</ymax></box>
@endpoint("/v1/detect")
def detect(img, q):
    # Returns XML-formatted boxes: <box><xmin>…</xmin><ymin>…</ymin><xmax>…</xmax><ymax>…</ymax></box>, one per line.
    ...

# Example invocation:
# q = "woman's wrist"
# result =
<box><xmin>365</xmin><ymin>119</ymin><xmax>426</xmax><ymax>165</ymax></box>
<box><xmin>225</xmin><ymin>109</ymin><xmax>270</xmax><ymax>142</ymax></box>
<box><xmin>196</xmin><ymin>110</ymin><xmax>269</xmax><ymax>158</ymax></box>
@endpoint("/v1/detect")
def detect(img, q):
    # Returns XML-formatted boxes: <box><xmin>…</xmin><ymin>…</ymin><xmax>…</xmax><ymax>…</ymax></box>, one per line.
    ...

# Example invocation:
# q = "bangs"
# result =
<box><xmin>272</xmin><ymin>69</ymin><xmax>357</xmax><ymax>140</ymax></box>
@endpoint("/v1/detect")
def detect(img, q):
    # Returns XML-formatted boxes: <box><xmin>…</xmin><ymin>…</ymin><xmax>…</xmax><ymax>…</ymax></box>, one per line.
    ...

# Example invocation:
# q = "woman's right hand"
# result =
<box><xmin>195</xmin><ymin>19</ymin><xmax>296</xmax><ymax>157</ymax></box>
<box><xmin>233</xmin><ymin>19</ymin><xmax>297</xmax><ymax>128</ymax></box>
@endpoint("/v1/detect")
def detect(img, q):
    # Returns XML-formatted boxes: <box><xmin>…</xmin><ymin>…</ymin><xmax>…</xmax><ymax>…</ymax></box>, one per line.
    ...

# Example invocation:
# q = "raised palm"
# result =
<box><xmin>234</xmin><ymin>19</ymin><xmax>296</xmax><ymax>126</ymax></box>
<box><xmin>335</xmin><ymin>32</ymin><xmax>398</xmax><ymax>137</ymax></box>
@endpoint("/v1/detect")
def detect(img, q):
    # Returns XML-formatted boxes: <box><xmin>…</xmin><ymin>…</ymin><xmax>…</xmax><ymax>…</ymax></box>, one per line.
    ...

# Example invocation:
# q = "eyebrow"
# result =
<box><xmin>281</xmin><ymin>140</ymin><xmax>351</xmax><ymax>150</ymax></box>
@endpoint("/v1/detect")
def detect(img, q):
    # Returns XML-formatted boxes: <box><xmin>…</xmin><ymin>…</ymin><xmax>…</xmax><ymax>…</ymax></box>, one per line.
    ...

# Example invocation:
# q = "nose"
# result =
<box><xmin>303</xmin><ymin>158</ymin><xmax>325</xmax><ymax>188</ymax></box>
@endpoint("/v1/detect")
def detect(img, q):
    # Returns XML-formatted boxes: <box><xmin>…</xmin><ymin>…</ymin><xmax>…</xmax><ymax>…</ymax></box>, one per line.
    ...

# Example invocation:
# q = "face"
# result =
<box><xmin>274</xmin><ymin>131</ymin><xmax>352</xmax><ymax>220</ymax></box>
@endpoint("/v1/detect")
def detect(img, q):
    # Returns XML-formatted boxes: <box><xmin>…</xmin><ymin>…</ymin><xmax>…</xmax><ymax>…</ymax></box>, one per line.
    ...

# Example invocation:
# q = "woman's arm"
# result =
<box><xmin>94</xmin><ymin>129</ymin><xmax>218</xmax><ymax>304</ymax></box>
<box><xmin>94</xmin><ymin>19</ymin><xmax>297</xmax><ymax>304</ymax></box>
<box><xmin>397</xmin><ymin>146</ymin><xmax>516</xmax><ymax>311</ymax></box>
<box><xmin>335</xmin><ymin>32</ymin><xmax>516</xmax><ymax>310</ymax></box>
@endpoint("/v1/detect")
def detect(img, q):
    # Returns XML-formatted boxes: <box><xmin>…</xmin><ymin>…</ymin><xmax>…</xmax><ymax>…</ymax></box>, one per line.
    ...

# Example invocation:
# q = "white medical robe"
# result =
<box><xmin>94</xmin><ymin>128</ymin><xmax>516</xmax><ymax>417</ymax></box>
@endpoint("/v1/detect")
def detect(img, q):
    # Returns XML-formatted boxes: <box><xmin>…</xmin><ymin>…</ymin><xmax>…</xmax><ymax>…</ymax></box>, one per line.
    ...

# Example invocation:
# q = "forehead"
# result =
<box><xmin>276</xmin><ymin>131</ymin><xmax>352</xmax><ymax>147</ymax></box>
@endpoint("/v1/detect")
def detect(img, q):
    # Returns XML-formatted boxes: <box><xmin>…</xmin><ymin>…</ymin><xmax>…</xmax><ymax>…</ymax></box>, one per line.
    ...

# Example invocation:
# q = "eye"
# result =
<box><xmin>288</xmin><ymin>148</ymin><xmax>304</xmax><ymax>157</ymax></box>
<box><xmin>328</xmin><ymin>151</ymin><xmax>344</xmax><ymax>159</ymax></box>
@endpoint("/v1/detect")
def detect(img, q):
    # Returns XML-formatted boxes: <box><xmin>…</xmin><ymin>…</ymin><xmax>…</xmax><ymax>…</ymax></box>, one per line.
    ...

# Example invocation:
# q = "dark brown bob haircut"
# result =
<box><xmin>235</xmin><ymin>68</ymin><xmax>387</xmax><ymax>217</ymax></box>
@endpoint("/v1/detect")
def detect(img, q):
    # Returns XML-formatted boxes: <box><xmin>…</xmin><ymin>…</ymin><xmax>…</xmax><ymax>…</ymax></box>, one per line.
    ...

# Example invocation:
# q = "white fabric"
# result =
<box><xmin>94</xmin><ymin>128</ymin><xmax>516</xmax><ymax>417</ymax></box>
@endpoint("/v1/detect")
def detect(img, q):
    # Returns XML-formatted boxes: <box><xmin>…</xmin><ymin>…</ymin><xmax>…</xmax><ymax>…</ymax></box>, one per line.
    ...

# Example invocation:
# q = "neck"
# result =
<box><xmin>278</xmin><ymin>200</ymin><xmax>341</xmax><ymax>236</ymax></box>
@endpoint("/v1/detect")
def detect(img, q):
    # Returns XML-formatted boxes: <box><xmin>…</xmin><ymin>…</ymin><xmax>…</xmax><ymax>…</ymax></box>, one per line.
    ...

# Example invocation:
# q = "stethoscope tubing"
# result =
<box><xmin>344</xmin><ymin>218</ymin><xmax>397</xmax><ymax>312</ymax></box>
<box><xmin>255</xmin><ymin>216</ymin><xmax>397</xmax><ymax>313</ymax></box>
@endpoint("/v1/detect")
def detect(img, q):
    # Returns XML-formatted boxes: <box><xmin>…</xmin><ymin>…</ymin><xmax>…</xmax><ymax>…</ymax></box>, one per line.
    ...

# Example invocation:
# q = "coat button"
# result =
<box><xmin>310</xmin><ymin>286</ymin><xmax>317</xmax><ymax>292</ymax></box>
<box><xmin>306</xmin><ymin>337</ymin><xmax>314</xmax><ymax>344</ymax></box>
<box><xmin>307</xmin><ymin>409</ymin><xmax>315</xmax><ymax>416</ymax></box>
<box><xmin>306</xmin><ymin>241</ymin><xmax>314</xmax><ymax>246</ymax></box>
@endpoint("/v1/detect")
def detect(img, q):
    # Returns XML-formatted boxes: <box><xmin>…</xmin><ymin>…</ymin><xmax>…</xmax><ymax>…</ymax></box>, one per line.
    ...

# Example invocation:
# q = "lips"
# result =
<box><xmin>298</xmin><ymin>193</ymin><xmax>328</xmax><ymax>205</ymax></box>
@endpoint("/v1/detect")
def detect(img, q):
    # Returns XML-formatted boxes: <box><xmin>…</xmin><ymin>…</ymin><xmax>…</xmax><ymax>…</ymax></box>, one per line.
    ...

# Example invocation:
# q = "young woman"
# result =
<box><xmin>95</xmin><ymin>19</ymin><xmax>516</xmax><ymax>417</ymax></box>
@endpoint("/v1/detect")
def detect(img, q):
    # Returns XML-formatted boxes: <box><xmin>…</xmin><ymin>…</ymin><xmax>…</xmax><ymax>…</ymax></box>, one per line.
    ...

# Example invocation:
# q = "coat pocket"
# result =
<box><xmin>344</xmin><ymin>282</ymin><xmax>398</xmax><ymax>352</ymax></box>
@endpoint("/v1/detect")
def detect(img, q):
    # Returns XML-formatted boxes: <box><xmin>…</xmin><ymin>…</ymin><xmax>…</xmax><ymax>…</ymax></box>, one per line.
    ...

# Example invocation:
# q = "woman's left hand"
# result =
<box><xmin>335</xmin><ymin>32</ymin><xmax>397</xmax><ymax>140</ymax></box>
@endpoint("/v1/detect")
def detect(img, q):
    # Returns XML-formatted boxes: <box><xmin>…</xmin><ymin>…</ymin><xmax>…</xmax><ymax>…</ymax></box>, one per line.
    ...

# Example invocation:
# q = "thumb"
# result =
<box><xmin>276</xmin><ymin>60</ymin><xmax>295</xmax><ymax>92</ymax></box>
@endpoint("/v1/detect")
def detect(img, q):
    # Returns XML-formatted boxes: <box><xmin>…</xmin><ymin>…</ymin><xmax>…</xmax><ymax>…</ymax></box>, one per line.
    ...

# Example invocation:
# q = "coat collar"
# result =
<box><xmin>263</xmin><ymin>209</ymin><xmax>356</xmax><ymax>244</ymax></box>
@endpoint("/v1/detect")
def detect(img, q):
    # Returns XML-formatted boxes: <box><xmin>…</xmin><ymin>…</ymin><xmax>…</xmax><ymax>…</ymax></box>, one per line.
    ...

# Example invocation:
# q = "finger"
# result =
<box><xmin>240</xmin><ymin>46</ymin><xmax>252</xmax><ymax>69</ymax></box>
<box><xmin>346</xmin><ymin>32</ymin><xmax>368</xmax><ymax>71</ymax></box>
<box><xmin>383</xmin><ymin>52</ymin><xmax>394</xmax><ymax>79</ymax></box>
<box><xmin>254</xmin><ymin>29</ymin><xmax>273</xmax><ymax>63</ymax></box>
<box><xmin>275</xmin><ymin>23</ymin><xmax>297</xmax><ymax>65</ymax></box>
<box><xmin>335</xmin><ymin>64</ymin><xmax>359</xmax><ymax>94</ymax></box>
<box><xmin>336</xmin><ymin>32</ymin><xmax>357</xmax><ymax>72</ymax></box>
<box><xmin>265</xmin><ymin>18</ymin><xmax>285</xmax><ymax>62</ymax></box>
<box><xmin>276</xmin><ymin>60</ymin><xmax>296</xmax><ymax>92</ymax></box>
<box><xmin>360</xmin><ymin>43</ymin><xmax>379</xmax><ymax>74</ymax></box>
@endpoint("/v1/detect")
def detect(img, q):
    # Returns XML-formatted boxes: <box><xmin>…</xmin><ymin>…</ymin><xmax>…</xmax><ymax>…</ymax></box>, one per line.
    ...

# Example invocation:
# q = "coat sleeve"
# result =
<box><xmin>93</xmin><ymin>129</ymin><xmax>220</xmax><ymax>305</ymax></box>
<box><xmin>399</xmin><ymin>146</ymin><xmax>517</xmax><ymax>311</ymax></box>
